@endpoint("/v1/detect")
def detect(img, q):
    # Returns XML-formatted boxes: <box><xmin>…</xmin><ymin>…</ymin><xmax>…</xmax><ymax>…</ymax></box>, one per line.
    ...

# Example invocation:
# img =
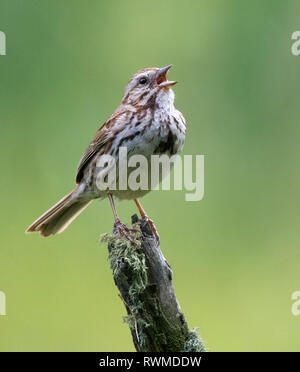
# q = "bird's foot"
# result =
<box><xmin>114</xmin><ymin>219</ymin><xmax>138</xmax><ymax>243</ymax></box>
<box><xmin>143</xmin><ymin>216</ymin><xmax>160</xmax><ymax>244</ymax></box>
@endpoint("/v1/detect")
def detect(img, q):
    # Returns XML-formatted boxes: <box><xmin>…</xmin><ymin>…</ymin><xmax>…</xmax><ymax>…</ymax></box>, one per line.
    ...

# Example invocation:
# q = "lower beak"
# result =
<box><xmin>156</xmin><ymin>64</ymin><xmax>177</xmax><ymax>88</ymax></box>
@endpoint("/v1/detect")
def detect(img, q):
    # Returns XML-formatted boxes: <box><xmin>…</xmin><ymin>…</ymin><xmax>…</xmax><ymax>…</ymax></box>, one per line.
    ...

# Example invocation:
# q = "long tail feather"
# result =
<box><xmin>26</xmin><ymin>188</ymin><xmax>92</xmax><ymax>237</ymax></box>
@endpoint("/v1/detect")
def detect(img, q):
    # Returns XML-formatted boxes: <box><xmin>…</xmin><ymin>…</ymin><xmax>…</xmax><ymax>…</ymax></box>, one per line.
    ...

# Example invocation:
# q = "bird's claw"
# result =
<box><xmin>114</xmin><ymin>219</ymin><xmax>137</xmax><ymax>243</ymax></box>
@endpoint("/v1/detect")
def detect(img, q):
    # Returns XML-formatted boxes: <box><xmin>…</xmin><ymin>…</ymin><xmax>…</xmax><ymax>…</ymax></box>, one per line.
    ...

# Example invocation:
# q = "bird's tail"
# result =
<box><xmin>26</xmin><ymin>187</ymin><xmax>92</xmax><ymax>237</ymax></box>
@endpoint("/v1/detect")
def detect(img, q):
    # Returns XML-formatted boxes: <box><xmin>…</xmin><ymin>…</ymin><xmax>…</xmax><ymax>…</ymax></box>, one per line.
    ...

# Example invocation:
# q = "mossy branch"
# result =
<box><xmin>101</xmin><ymin>214</ymin><xmax>206</xmax><ymax>352</ymax></box>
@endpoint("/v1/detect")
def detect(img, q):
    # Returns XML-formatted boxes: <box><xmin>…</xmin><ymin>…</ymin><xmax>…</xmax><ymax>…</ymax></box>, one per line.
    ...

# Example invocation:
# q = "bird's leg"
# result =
<box><xmin>134</xmin><ymin>199</ymin><xmax>160</xmax><ymax>244</ymax></box>
<box><xmin>108</xmin><ymin>193</ymin><xmax>136</xmax><ymax>243</ymax></box>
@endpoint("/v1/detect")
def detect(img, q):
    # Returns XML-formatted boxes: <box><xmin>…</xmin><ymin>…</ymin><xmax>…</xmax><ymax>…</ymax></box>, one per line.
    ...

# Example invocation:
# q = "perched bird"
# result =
<box><xmin>26</xmin><ymin>65</ymin><xmax>186</xmax><ymax>242</ymax></box>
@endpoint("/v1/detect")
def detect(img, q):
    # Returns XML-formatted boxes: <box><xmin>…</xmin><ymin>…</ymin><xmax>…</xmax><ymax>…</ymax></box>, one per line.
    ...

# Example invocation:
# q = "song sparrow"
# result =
<box><xmin>26</xmin><ymin>65</ymin><xmax>186</xmax><ymax>242</ymax></box>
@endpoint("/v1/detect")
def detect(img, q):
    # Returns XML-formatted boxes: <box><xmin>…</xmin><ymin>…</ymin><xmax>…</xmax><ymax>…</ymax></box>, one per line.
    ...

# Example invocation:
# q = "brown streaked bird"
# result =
<box><xmin>26</xmin><ymin>65</ymin><xmax>186</xmax><ymax>242</ymax></box>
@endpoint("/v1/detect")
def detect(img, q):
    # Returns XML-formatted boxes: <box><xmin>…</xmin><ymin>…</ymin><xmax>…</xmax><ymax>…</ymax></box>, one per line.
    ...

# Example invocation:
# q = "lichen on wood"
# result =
<box><xmin>101</xmin><ymin>214</ymin><xmax>206</xmax><ymax>352</ymax></box>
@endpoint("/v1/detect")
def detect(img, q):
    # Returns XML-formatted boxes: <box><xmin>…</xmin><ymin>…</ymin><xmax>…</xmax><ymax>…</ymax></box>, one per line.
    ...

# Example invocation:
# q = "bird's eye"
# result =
<box><xmin>139</xmin><ymin>77</ymin><xmax>148</xmax><ymax>85</ymax></box>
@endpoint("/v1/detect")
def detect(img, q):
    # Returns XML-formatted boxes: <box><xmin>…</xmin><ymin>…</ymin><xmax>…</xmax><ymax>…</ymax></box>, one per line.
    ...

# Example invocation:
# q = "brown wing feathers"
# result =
<box><xmin>75</xmin><ymin>111</ymin><xmax>126</xmax><ymax>184</ymax></box>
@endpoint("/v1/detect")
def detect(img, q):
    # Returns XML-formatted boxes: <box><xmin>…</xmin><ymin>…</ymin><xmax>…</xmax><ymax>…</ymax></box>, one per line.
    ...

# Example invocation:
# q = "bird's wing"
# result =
<box><xmin>75</xmin><ymin>110</ymin><xmax>128</xmax><ymax>184</ymax></box>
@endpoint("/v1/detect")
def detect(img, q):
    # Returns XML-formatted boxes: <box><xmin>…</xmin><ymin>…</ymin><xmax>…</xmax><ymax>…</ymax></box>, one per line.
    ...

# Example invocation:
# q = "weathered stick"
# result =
<box><xmin>104</xmin><ymin>214</ymin><xmax>206</xmax><ymax>352</ymax></box>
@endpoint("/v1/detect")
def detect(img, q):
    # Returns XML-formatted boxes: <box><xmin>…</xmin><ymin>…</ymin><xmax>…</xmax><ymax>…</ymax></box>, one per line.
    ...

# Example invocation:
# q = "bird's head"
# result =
<box><xmin>121</xmin><ymin>65</ymin><xmax>177</xmax><ymax>108</ymax></box>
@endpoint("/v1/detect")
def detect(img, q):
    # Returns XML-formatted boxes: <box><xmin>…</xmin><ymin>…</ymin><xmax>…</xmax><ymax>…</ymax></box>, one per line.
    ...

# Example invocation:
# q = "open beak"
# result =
<box><xmin>156</xmin><ymin>64</ymin><xmax>177</xmax><ymax>88</ymax></box>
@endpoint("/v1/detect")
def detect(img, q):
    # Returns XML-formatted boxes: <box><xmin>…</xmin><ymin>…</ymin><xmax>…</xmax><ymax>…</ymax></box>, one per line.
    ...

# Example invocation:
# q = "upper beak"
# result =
<box><xmin>156</xmin><ymin>64</ymin><xmax>177</xmax><ymax>88</ymax></box>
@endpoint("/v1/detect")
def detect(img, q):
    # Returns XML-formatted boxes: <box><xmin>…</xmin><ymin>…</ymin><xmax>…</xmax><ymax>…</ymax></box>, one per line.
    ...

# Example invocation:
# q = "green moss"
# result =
<box><xmin>101</xmin><ymin>229</ymin><xmax>150</xmax><ymax>345</ymax></box>
<box><xmin>102</xmin><ymin>229</ymin><xmax>207</xmax><ymax>352</ymax></box>
<box><xmin>123</xmin><ymin>315</ymin><xmax>150</xmax><ymax>347</ymax></box>
<box><xmin>182</xmin><ymin>328</ymin><xmax>206</xmax><ymax>352</ymax></box>
<box><xmin>101</xmin><ymin>230</ymin><xmax>147</xmax><ymax>297</ymax></box>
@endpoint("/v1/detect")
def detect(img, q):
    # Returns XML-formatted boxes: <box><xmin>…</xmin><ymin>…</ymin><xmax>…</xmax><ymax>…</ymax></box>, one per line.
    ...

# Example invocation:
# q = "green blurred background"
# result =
<box><xmin>1</xmin><ymin>0</ymin><xmax>300</xmax><ymax>351</ymax></box>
